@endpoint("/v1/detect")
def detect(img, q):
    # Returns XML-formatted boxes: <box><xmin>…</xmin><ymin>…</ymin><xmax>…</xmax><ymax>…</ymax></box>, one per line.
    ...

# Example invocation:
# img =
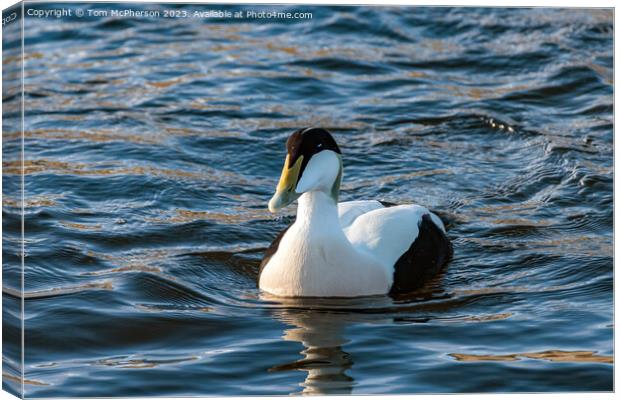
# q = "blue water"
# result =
<box><xmin>2</xmin><ymin>3</ymin><xmax>613</xmax><ymax>396</ymax></box>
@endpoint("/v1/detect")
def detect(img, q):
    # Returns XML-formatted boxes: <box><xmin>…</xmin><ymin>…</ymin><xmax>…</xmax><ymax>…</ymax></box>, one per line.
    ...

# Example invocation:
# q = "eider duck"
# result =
<box><xmin>259</xmin><ymin>127</ymin><xmax>451</xmax><ymax>297</ymax></box>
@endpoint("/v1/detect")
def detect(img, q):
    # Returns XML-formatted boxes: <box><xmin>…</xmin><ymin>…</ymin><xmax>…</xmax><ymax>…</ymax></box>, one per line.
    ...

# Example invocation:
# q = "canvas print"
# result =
<box><xmin>2</xmin><ymin>1</ymin><xmax>613</xmax><ymax>397</ymax></box>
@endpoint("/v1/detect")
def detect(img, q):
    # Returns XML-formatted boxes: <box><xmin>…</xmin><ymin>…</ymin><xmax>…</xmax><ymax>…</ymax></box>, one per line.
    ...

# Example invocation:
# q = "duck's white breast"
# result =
<box><xmin>259</xmin><ymin>222</ymin><xmax>391</xmax><ymax>297</ymax></box>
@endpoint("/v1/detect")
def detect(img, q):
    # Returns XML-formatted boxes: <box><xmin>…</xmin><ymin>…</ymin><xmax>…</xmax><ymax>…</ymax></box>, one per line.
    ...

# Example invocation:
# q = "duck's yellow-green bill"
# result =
<box><xmin>268</xmin><ymin>155</ymin><xmax>304</xmax><ymax>212</ymax></box>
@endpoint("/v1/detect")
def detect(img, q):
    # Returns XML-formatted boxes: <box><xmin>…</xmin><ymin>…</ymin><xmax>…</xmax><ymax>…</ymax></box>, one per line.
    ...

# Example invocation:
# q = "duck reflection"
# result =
<box><xmin>270</xmin><ymin>310</ymin><xmax>354</xmax><ymax>394</ymax></box>
<box><xmin>264</xmin><ymin>296</ymin><xmax>394</xmax><ymax>395</ymax></box>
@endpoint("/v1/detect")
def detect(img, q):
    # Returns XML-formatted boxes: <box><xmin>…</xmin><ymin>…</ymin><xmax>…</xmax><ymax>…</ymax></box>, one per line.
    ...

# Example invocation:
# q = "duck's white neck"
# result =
<box><xmin>296</xmin><ymin>191</ymin><xmax>339</xmax><ymax>228</ymax></box>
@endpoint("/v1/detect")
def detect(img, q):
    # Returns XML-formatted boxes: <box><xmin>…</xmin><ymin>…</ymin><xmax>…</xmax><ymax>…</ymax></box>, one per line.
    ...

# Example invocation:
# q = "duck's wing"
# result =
<box><xmin>337</xmin><ymin>200</ymin><xmax>448</xmax><ymax>229</ymax></box>
<box><xmin>337</xmin><ymin>200</ymin><xmax>385</xmax><ymax>229</ymax></box>
<box><xmin>343</xmin><ymin>204</ymin><xmax>451</xmax><ymax>294</ymax></box>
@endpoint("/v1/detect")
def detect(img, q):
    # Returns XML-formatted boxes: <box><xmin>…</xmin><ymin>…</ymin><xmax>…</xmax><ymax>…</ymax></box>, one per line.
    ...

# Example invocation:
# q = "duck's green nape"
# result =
<box><xmin>330</xmin><ymin>155</ymin><xmax>343</xmax><ymax>203</ymax></box>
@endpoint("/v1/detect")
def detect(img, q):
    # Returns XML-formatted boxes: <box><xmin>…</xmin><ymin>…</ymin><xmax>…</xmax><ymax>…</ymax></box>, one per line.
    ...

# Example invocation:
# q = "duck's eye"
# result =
<box><xmin>317</xmin><ymin>143</ymin><xmax>323</xmax><ymax>149</ymax></box>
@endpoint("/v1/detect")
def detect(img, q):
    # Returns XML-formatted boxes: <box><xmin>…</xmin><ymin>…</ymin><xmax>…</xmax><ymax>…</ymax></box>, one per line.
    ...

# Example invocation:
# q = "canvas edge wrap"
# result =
<box><xmin>2</xmin><ymin>2</ymin><xmax>25</xmax><ymax>398</ymax></box>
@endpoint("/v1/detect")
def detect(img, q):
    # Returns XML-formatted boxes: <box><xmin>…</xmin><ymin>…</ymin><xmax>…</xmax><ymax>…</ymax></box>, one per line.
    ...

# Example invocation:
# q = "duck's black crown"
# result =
<box><xmin>286</xmin><ymin>127</ymin><xmax>341</xmax><ymax>169</ymax></box>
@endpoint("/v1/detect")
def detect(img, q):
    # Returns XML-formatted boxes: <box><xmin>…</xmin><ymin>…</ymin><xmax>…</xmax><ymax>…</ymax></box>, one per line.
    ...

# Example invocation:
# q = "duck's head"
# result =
<box><xmin>268</xmin><ymin>127</ymin><xmax>343</xmax><ymax>213</ymax></box>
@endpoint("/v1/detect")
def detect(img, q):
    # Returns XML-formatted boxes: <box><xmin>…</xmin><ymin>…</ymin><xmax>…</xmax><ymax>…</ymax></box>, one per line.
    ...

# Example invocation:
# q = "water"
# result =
<box><xmin>2</xmin><ymin>3</ymin><xmax>613</xmax><ymax>396</ymax></box>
